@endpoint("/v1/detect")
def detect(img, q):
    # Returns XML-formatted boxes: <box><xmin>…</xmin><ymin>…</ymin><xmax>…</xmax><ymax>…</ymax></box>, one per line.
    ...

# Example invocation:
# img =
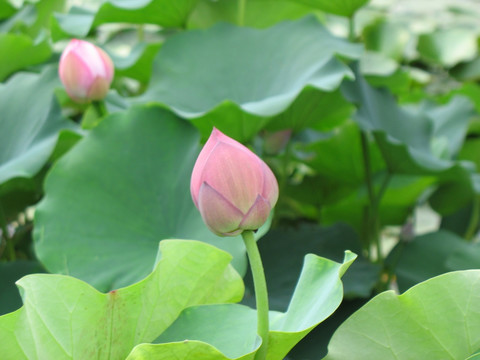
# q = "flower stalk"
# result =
<box><xmin>242</xmin><ymin>230</ymin><xmax>269</xmax><ymax>360</ymax></box>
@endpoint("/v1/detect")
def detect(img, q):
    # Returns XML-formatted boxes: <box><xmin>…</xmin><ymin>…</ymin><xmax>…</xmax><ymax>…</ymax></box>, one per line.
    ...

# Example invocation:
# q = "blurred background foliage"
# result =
<box><xmin>2</xmin><ymin>0</ymin><xmax>480</xmax><ymax>358</ymax></box>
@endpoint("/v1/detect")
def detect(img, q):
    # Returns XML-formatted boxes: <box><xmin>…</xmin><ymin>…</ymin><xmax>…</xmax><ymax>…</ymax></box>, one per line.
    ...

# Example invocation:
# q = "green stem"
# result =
<box><xmin>360</xmin><ymin>131</ymin><xmax>392</xmax><ymax>264</ymax></box>
<box><xmin>348</xmin><ymin>15</ymin><xmax>355</xmax><ymax>42</ymax></box>
<box><xmin>238</xmin><ymin>0</ymin><xmax>246</xmax><ymax>26</ymax></box>
<box><xmin>0</xmin><ymin>203</ymin><xmax>14</xmax><ymax>261</ymax></box>
<box><xmin>465</xmin><ymin>196</ymin><xmax>480</xmax><ymax>240</ymax></box>
<box><xmin>372</xmin><ymin>172</ymin><xmax>392</xmax><ymax>264</ymax></box>
<box><xmin>92</xmin><ymin>100</ymin><xmax>108</xmax><ymax>118</ymax></box>
<box><xmin>137</xmin><ymin>25</ymin><xmax>145</xmax><ymax>42</ymax></box>
<box><xmin>360</xmin><ymin>131</ymin><xmax>375</xmax><ymax>211</ymax></box>
<box><xmin>242</xmin><ymin>230</ymin><xmax>269</xmax><ymax>360</ymax></box>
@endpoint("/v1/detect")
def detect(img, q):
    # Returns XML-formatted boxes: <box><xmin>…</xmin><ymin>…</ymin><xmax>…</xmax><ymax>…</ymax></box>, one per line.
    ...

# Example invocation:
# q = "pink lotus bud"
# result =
<box><xmin>191</xmin><ymin>129</ymin><xmax>279</xmax><ymax>237</ymax></box>
<box><xmin>59</xmin><ymin>39</ymin><xmax>114</xmax><ymax>103</ymax></box>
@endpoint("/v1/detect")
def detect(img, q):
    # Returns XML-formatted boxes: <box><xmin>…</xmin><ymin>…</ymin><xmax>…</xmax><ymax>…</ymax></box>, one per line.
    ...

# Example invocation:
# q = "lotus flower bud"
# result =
<box><xmin>191</xmin><ymin>128</ymin><xmax>279</xmax><ymax>237</ymax></box>
<box><xmin>59</xmin><ymin>39</ymin><xmax>114</xmax><ymax>103</ymax></box>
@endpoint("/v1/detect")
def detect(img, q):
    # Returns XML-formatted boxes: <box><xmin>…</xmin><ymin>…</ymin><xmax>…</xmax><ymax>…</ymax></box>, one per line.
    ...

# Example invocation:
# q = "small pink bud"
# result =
<box><xmin>191</xmin><ymin>128</ymin><xmax>279</xmax><ymax>237</ymax></box>
<box><xmin>59</xmin><ymin>39</ymin><xmax>114</xmax><ymax>103</ymax></box>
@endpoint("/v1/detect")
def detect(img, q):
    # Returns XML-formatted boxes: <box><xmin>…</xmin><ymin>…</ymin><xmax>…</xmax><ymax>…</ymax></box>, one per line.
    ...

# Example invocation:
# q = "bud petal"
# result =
<box><xmin>198</xmin><ymin>182</ymin><xmax>244</xmax><ymax>236</ymax></box>
<box><xmin>59</xmin><ymin>39</ymin><xmax>114</xmax><ymax>103</ymax></box>
<box><xmin>239</xmin><ymin>195</ymin><xmax>271</xmax><ymax>230</ymax></box>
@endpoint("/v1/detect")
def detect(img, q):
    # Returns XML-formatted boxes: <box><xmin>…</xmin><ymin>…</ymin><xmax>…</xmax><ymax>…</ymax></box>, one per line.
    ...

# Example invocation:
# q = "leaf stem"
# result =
<box><xmin>0</xmin><ymin>203</ymin><xmax>15</xmax><ymax>261</ymax></box>
<box><xmin>242</xmin><ymin>230</ymin><xmax>269</xmax><ymax>360</ymax></box>
<box><xmin>465</xmin><ymin>196</ymin><xmax>480</xmax><ymax>241</ymax></box>
<box><xmin>138</xmin><ymin>25</ymin><xmax>145</xmax><ymax>42</ymax></box>
<box><xmin>348</xmin><ymin>15</ymin><xmax>355</xmax><ymax>42</ymax></box>
<box><xmin>238</xmin><ymin>0</ymin><xmax>246</xmax><ymax>26</ymax></box>
<box><xmin>360</xmin><ymin>131</ymin><xmax>375</xmax><ymax>208</ymax></box>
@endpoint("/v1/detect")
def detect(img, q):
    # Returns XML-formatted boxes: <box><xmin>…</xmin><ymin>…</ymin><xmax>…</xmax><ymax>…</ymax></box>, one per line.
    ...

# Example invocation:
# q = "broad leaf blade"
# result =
<box><xmin>51</xmin><ymin>0</ymin><xmax>197</xmax><ymax>40</ymax></box>
<box><xmin>34</xmin><ymin>105</ymin><xmax>248</xmax><ymax>291</ymax></box>
<box><xmin>138</xmin><ymin>16</ymin><xmax>361</xmax><ymax>141</ymax></box>
<box><xmin>326</xmin><ymin>270</ymin><xmax>480</xmax><ymax>360</ymax></box>
<box><xmin>126</xmin><ymin>252</ymin><xmax>356</xmax><ymax>360</ymax></box>
<box><xmin>0</xmin><ymin>240</ymin><xmax>243</xmax><ymax>360</ymax></box>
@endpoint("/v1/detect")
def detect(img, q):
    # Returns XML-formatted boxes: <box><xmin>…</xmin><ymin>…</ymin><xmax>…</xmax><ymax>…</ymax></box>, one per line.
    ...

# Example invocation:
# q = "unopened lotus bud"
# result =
<box><xmin>191</xmin><ymin>128</ymin><xmax>279</xmax><ymax>236</ymax></box>
<box><xmin>59</xmin><ymin>39</ymin><xmax>114</xmax><ymax>103</ymax></box>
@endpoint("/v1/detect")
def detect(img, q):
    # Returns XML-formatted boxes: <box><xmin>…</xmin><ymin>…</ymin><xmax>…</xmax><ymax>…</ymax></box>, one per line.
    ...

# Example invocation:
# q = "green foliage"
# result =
<box><xmin>0</xmin><ymin>240</ymin><xmax>243</xmax><ymax>359</ymax></box>
<box><xmin>34</xmin><ymin>105</ymin><xmax>250</xmax><ymax>291</ymax></box>
<box><xmin>51</xmin><ymin>0</ymin><xmax>197</xmax><ymax>40</ymax></box>
<box><xmin>326</xmin><ymin>270</ymin><xmax>480</xmax><ymax>360</ymax></box>
<box><xmin>127</xmin><ymin>251</ymin><xmax>356</xmax><ymax>360</ymax></box>
<box><xmin>2</xmin><ymin>0</ymin><xmax>480</xmax><ymax>358</ymax></box>
<box><xmin>138</xmin><ymin>16</ymin><xmax>362</xmax><ymax>141</ymax></box>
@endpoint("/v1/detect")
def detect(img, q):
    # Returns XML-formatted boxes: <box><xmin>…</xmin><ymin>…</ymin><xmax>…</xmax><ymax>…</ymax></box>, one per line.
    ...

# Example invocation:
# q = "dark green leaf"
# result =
<box><xmin>34</xmin><ymin>105</ymin><xmax>254</xmax><ymax>291</ymax></box>
<box><xmin>138</xmin><ymin>16</ymin><xmax>361</xmax><ymax>142</ymax></box>
<box><xmin>0</xmin><ymin>260</ymin><xmax>44</xmax><ymax>315</ymax></box>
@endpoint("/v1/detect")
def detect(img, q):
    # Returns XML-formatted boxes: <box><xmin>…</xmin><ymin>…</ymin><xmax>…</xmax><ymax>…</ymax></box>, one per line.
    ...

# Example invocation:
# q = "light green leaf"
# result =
<box><xmin>417</xmin><ymin>28</ymin><xmax>478</xmax><ymax>68</ymax></box>
<box><xmin>34</xmin><ymin>105</ymin><xmax>254</xmax><ymax>291</ymax></box>
<box><xmin>326</xmin><ymin>270</ymin><xmax>480</xmax><ymax>360</ymax></box>
<box><xmin>138</xmin><ymin>16</ymin><xmax>362</xmax><ymax>142</ymax></box>
<box><xmin>0</xmin><ymin>33</ymin><xmax>51</xmax><ymax>81</ymax></box>
<box><xmin>359</xmin><ymin>51</ymin><xmax>398</xmax><ymax>76</ymax></box>
<box><xmin>0</xmin><ymin>240</ymin><xmax>243</xmax><ymax>360</ymax></box>
<box><xmin>51</xmin><ymin>0</ymin><xmax>197</xmax><ymax>40</ymax></box>
<box><xmin>126</xmin><ymin>252</ymin><xmax>357</xmax><ymax>360</ymax></box>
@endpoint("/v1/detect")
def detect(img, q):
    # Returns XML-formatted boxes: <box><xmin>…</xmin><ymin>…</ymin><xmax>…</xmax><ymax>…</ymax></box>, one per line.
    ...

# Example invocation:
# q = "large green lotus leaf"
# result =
<box><xmin>290</xmin><ymin>0</ymin><xmax>369</xmax><ymax>17</ymax></box>
<box><xmin>0</xmin><ymin>67</ymin><xmax>77</xmax><ymax>218</ymax></box>
<box><xmin>0</xmin><ymin>33</ymin><xmax>51</xmax><ymax>81</ymax></box>
<box><xmin>34</xmin><ymin>105</ymin><xmax>251</xmax><ymax>291</ymax></box>
<box><xmin>417</xmin><ymin>28</ymin><xmax>477</xmax><ymax>68</ymax></box>
<box><xmin>325</xmin><ymin>270</ymin><xmax>480</xmax><ymax>360</ymax></box>
<box><xmin>342</xmin><ymin>66</ymin><xmax>475</xmax><ymax>177</ymax></box>
<box><xmin>137</xmin><ymin>16</ymin><xmax>362</xmax><ymax>142</ymax></box>
<box><xmin>187</xmin><ymin>0</ymin><xmax>316</xmax><ymax>29</ymax></box>
<box><xmin>51</xmin><ymin>0</ymin><xmax>197</xmax><ymax>40</ymax></box>
<box><xmin>126</xmin><ymin>251</ymin><xmax>356</xmax><ymax>360</ymax></box>
<box><xmin>0</xmin><ymin>240</ymin><xmax>243</xmax><ymax>360</ymax></box>
<box><xmin>388</xmin><ymin>230</ymin><xmax>480</xmax><ymax>292</ymax></box>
